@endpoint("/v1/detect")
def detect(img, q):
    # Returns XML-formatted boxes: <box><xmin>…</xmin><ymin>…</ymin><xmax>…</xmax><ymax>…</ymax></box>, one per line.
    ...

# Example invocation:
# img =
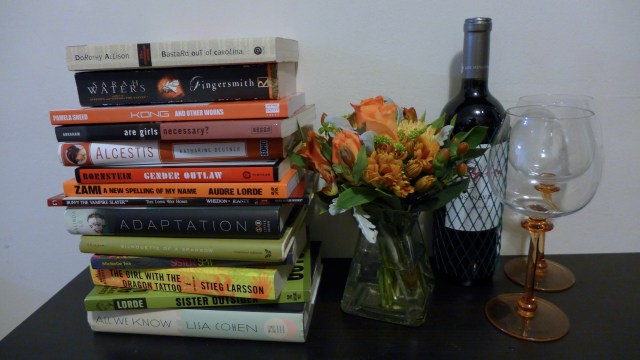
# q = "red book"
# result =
<box><xmin>58</xmin><ymin>136</ymin><xmax>299</xmax><ymax>166</ymax></box>
<box><xmin>73</xmin><ymin>158</ymin><xmax>292</xmax><ymax>184</ymax></box>
<box><xmin>50</xmin><ymin>93</ymin><xmax>305</xmax><ymax>125</ymax></box>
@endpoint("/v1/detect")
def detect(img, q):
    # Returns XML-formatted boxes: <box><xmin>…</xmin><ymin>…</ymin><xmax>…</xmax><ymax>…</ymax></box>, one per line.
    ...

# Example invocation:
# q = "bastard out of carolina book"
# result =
<box><xmin>66</xmin><ymin>37</ymin><xmax>298</xmax><ymax>71</ymax></box>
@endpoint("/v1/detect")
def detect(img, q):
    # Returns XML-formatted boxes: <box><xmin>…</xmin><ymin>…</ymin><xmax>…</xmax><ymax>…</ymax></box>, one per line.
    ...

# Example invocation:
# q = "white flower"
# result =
<box><xmin>353</xmin><ymin>206</ymin><xmax>378</xmax><ymax>244</ymax></box>
<box><xmin>436</xmin><ymin>125</ymin><xmax>453</xmax><ymax>146</ymax></box>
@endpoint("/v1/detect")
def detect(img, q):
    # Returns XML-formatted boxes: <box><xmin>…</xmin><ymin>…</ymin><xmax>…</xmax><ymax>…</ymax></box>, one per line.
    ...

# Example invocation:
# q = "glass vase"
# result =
<box><xmin>340</xmin><ymin>207</ymin><xmax>434</xmax><ymax>327</ymax></box>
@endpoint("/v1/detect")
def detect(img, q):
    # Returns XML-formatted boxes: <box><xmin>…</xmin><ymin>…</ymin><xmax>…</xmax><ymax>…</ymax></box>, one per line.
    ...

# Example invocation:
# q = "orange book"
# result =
<box><xmin>62</xmin><ymin>168</ymin><xmax>303</xmax><ymax>199</ymax></box>
<box><xmin>58</xmin><ymin>136</ymin><xmax>298</xmax><ymax>166</ymax></box>
<box><xmin>50</xmin><ymin>93</ymin><xmax>305</xmax><ymax>125</ymax></box>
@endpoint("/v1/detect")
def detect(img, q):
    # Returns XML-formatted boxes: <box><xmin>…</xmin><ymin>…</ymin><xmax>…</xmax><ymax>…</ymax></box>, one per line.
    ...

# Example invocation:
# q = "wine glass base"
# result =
<box><xmin>504</xmin><ymin>257</ymin><xmax>576</xmax><ymax>292</ymax></box>
<box><xmin>485</xmin><ymin>293</ymin><xmax>570</xmax><ymax>342</ymax></box>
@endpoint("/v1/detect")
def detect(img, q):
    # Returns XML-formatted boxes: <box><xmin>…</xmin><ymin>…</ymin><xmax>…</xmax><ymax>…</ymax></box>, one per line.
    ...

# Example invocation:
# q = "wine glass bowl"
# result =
<box><xmin>501</xmin><ymin>96</ymin><xmax>597</xmax><ymax>291</ymax></box>
<box><xmin>484</xmin><ymin>104</ymin><xmax>602</xmax><ymax>342</ymax></box>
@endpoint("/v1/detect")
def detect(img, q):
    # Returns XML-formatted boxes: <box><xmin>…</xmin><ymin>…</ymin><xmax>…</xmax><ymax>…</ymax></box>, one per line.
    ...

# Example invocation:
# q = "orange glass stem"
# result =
<box><xmin>517</xmin><ymin>218</ymin><xmax>554</xmax><ymax>318</ymax></box>
<box><xmin>533</xmin><ymin>183</ymin><xmax>559</xmax><ymax>277</ymax></box>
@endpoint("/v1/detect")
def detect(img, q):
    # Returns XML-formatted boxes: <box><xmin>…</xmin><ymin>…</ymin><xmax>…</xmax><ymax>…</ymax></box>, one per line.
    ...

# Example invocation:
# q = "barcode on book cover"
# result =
<box><xmin>265</xmin><ymin>104</ymin><xmax>280</xmax><ymax>114</ymax></box>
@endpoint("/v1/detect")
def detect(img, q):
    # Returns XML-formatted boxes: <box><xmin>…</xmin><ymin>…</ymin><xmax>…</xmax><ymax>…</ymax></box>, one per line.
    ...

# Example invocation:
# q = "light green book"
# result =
<box><xmin>84</xmin><ymin>242</ymin><xmax>321</xmax><ymax>311</ymax></box>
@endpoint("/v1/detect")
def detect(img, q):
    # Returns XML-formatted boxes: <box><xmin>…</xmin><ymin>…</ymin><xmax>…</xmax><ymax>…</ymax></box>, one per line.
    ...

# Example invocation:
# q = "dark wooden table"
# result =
<box><xmin>1</xmin><ymin>254</ymin><xmax>638</xmax><ymax>359</ymax></box>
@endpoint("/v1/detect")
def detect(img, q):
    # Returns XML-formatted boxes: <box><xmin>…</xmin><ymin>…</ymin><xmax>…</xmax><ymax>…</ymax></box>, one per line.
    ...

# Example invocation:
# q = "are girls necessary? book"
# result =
<box><xmin>79</xmin><ymin>205</ymin><xmax>308</xmax><ymax>262</ymax></box>
<box><xmin>74</xmin><ymin>62</ymin><xmax>296</xmax><ymax>107</ymax></box>
<box><xmin>84</xmin><ymin>241</ymin><xmax>321</xmax><ymax>311</ymax></box>
<box><xmin>66</xmin><ymin>37</ymin><xmax>298</xmax><ymax>71</ymax></box>
<box><xmin>64</xmin><ymin>204</ymin><xmax>294</xmax><ymax>239</ymax></box>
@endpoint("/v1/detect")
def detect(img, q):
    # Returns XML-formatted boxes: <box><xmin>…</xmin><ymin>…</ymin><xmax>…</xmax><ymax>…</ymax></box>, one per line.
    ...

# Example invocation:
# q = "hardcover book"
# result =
<box><xmin>58</xmin><ymin>137</ymin><xmax>299</xmax><ymax>166</ymax></box>
<box><xmin>75</xmin><ymin>62</ymin><xmax>296</xmax><ymax>107</ymax></box>
<box><xmin>66</xmin><ymin>37</ymin><xmax>298</xmax><ymax>71</ymax></box>
<box><xmin>84</xmin><ymin>241</ymin><xmax>321</xmax><ymax>310</ymax></box>
<box><xmin>62</xmin><ymin>168</ymin><xmax>303</xmax><ymax>199</ymax></box>
<box><xmin>73</xmin><ymin>158</ymin><xmax>292</xmax><ymax>184</ymax></box>
<box><xmin>78</xmin><ymin>205</ymin><xmax>308</xmax><ymax>262</ymax></box>
<box><xmin>86</xmin><ymin>265</ymin><xmax>320</xmax><ymax>343</ymax></box>
<box><xmin>47</xmin><ymin>176</ymin><xmax>312</xmax><ymax>207</ymax></box>
<box><xmin>50</xmin><ymin>92</ymin><xmax>305</xmax><ymax>125</ymax></box>
<box><xmin>65</xmin><ymin>204</ymin><xmax>295</xmax><ymax>239</ymax></box>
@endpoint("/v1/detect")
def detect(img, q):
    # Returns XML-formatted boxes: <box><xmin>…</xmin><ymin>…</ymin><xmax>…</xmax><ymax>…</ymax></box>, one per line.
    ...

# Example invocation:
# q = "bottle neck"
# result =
<box><xmin>461</xmin><ymin>25</ymin><xmax>491</xmax><ymax>81</ymax></box>
<box><xmin>460</xmin><ymin>78</ymin><xmax>490</xmax><ymax>97</ymax></box>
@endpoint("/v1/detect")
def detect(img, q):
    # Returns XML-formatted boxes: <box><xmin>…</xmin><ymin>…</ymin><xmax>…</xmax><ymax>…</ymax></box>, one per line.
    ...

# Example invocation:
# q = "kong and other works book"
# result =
<box><xmin>66</xmin><ymin>37</ymin><xmax>298</xmax><ymax>71</ymax></box>
<box><xmin>64</xmin><ymin>204</ymin><xmax>295</xmax><ymax>239</ymax></box>
<box><xmin>74</xmin><ymin>62</ymin><xmax>296</xmax><ymax>107</ymax></box>
<box><xmin>50</xmin><ymin>92</ymin><xmax>305</xmax><ymax>125</ymax></box>
<box><xmin>84</xmin><ymin>241</ymin><xmax>321</xmax><ymax>310</ymax></box>
<box><xmin>78</xmin><ymin>205</ymin><xmax>308</xmax><ymax>262</ymax></box>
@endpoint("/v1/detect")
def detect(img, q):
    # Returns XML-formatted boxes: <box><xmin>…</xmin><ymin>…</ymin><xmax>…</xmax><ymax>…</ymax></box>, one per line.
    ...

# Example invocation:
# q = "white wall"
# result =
<box><xmin>1</xmin><ymin>0</ymin><xmax>638</xmax><ymax>340</ymax></box>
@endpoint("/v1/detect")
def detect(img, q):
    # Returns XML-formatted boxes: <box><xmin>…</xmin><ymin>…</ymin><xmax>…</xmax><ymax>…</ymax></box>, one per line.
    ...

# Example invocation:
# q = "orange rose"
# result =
<box><xmin>351</xmin><ymin>96</ymin><xmax>399</xmax><ymax>141</ymax></box>
<box><xmin>332</xmin><ymin>131</ymin><xmax>361</xmax><ymax>167</ymax></box>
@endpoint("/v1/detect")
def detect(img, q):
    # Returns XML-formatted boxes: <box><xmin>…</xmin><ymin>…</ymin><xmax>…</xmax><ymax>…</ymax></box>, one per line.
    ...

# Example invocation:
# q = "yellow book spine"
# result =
<box><xmin>89</xmin><ymin>265</ymin><xmax>291</xmax><ymax>300</ymax></box>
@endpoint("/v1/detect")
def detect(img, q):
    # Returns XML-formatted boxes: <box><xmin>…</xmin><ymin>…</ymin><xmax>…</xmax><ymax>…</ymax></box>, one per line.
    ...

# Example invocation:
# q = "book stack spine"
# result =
<box><xmin>48</xmin><ymin>37</ymin><xmax>321</xmax><ymax>343</ymax></box>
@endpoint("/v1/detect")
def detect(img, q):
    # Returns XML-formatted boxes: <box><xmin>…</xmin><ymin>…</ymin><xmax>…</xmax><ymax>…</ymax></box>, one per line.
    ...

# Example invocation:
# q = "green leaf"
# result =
<box><xmin>352</xmin><ymin>146</ymin><xmax>368</xmax><ymax>184</ymax></box>
<box><xmin>454</xmin><ymin>126</ymin><xmax>488</xmax><ymax>148</ymax></box>
<box><xmin>334</xmin><ymin>187</ymin><xmax>380</xmax><ymax>211</ymax></box>
<box><xmin>415</xmin><ymin>178</ymin><xmax>470</xmax><ymax>212</ymax></box>
<box><xmin>429</xmin><ymin>113</ymin><xmax>446</xmax><ymax>129</ymax></box>
<box><xmin>462</xmin><ymin>147</ymin><xmax>487</xmax><ymax>160</ymax></box>
<box><xmin>287</xmin><ymin>151</ymin><xmax>308</xmax><ymax>168</ymax></box>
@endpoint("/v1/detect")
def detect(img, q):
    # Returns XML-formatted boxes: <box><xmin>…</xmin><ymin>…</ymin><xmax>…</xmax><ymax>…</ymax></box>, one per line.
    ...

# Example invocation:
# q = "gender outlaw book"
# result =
<box><xmin>74</xmin><ymin>62</ymin><xmax>296</xmax><ymax>106</ymax></box>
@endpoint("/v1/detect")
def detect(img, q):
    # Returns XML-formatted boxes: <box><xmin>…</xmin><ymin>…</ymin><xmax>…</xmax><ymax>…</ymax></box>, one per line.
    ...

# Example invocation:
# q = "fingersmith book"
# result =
<box><xmin>50</xmin><ymin>93</ymin><xmax>305</xmax><ymax>125</ymax></box>
<box><xmin>74</xmin><ymin>62</ymin><xmax>296</xmax><ymax>107</ymax></box>
<box><xmin>84</xmin><ymin>241</ymin><xmax>321</xmax><ymax>310</ymax></box>
<box><xmin>55</xmin><ymin>104</ymin><xmax>315</xmax><ymax>143</ymax></box>
<box><xmin>73</xmin><ymin>159</ymin><xmax>292</xmax><ymax>184</ymax></box>
<box><xmin>78</xmin><ymin>206</ymin><xmax>308</xmax><ymax>262</ymax></box>
<box><xmin>65</xmin><ymin>204</ymin><xmax>294</xmax><ymax>239</ymax></box>
<box><xmin>62</xmin><ymin>168</ymin><xmax>302</xmax><ymax>199</ymax></box>
<box><xmin>66</xmin><ymin>37</ymin><xmax>298</xmax><ymax>71</ymax></box>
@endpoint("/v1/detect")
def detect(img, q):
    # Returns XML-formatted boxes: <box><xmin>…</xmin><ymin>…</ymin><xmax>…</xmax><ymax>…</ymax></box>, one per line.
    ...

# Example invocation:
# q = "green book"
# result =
<box><xmin>79</xmin><ymin>205</ymin><xmax>307</xmax><ymax>262</ymax></box>
<box><xmin>84</xmin><ymin>242</ymin><xmax>321</xmax><ymax>311</ymax></box>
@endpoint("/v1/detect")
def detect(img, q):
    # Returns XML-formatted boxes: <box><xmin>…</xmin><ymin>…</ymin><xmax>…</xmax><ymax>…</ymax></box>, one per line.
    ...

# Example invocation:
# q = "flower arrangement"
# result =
<box><xmin>288</xmin><ymin>96</ymin><xmax>488</xmax><ymax>325</ymax></box>
<box><xmin>290</xmin><ymin>96</ymin><xmax>487</xmax><ymax>220</ymax></box>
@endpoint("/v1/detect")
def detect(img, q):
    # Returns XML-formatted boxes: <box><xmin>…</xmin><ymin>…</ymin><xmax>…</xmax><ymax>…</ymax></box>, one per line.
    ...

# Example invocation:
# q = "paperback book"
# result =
<box><xmin>50</xmin><ymin>92</ymin><xmax>305</xmax><ymax>126</ymax></box>
<box><xmin>86</xmin><ymin>268</ymin><xmax>320</xmax><ymax>342</ymax></box>
<box><xmin>65</xmin><ymin>204</ymin><xmax>294</xmax><ymax>238</ymax></box>
<box><xmin>62</xmin><ymin>168</ymin><xmax>303</xmax><ymax>199</ymax></box>
<box><xmin>78</xmin><ymin>206</ymin><xmax>308</xmax><ymax>262</ymax></box>
<box><xmin>67</xmin><ymin>37</ymin><xmax>298</xmax><ymax>71</ymax></box>
<box><xmin>84</xmin><ymin>241</ymin><xmax>321</xmax><ymax>310</ymax></box>
<box><xmin>75</xmin><ymin>62</ymin><xmax>296</xmax><ymax>107</ymax></box>
<box><xmin>47</xmin><ymin>176</ymin><xmax>312</xmax><ymax>207</ymax></box>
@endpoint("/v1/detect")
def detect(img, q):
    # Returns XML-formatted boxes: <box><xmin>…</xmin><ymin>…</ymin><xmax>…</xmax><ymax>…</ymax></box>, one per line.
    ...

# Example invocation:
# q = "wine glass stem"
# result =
<box><xmin>517</xmin><ymin>218</ymin><xmax>553</xmax><ymax>318</ymax></box>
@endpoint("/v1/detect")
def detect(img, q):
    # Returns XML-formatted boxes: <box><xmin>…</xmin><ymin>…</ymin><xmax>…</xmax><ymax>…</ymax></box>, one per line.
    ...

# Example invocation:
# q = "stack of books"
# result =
<box><xmin>46</xmin><ymin>37</ymin><xmax>322</xmax><ymax>343</ymax></box>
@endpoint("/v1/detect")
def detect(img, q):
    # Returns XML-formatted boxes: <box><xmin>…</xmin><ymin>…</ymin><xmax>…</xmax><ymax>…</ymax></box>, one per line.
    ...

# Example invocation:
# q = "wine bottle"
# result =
<box><xmin>432</xmin><ymin>17</ymin><xmax>507</xmax><ymax>286</ymax></box>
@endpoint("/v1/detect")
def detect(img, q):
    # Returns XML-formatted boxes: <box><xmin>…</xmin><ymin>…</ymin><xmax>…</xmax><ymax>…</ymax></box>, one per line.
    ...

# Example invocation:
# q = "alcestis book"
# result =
<box><xmin>79</xmin><ymin>205</ymin><xmax>308</xmax><ymax>262</ymax></box>
<box><xmin>66</xmin><ymin>37</ymin><xmax>298</xmax><ymax>71</ymax></box>
<box><xmin>50</xmin><ymin>92</ymin><xmax>305</xmax><ymax>125</ymax></box>
<box><xmin>62</xmin><ymin>168</ymin><xmax>302</xmax><ymax>199</ymax></box>
<box><xmin>84</xmin><ymin>241</ymin><xmax>321</xmax><ymax>311</ymax></box>
<box><xmin>64</xmin><ymin>204</ymin><xmax>294</xmax><ymax>239</ymax></box>
<box><xmin>75</xmin><ymin>62</ymin><xmax>296</xmax><ymax>107</ymax></box>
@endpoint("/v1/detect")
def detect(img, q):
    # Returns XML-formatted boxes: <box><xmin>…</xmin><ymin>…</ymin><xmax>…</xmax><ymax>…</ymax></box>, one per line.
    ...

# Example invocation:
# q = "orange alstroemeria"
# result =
<box><xmin>299</xmin><ymin>130</ymin><xmax>337</xmax><ymax>195</ymax></box>
<box><xmin>332</xmin><ymin>131</ymin><xmax>361</xmax><ymax>167</ymax></box>
<box><xmin>351</xmin><ymin>96</ymin><xmax>399</xmax><ymax>141</ymax></box>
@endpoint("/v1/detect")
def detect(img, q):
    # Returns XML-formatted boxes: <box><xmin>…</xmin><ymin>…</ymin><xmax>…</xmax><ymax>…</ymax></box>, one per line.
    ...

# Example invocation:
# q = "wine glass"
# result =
<box><xmin>503</xmin><ymin>94</ymin><xmax>595</xmax><ymax>292</ymax></box>
<box><xmin>484</xmin><ymin>105</ymin><xmax>602</xmax><ymax>342</ymax></box>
